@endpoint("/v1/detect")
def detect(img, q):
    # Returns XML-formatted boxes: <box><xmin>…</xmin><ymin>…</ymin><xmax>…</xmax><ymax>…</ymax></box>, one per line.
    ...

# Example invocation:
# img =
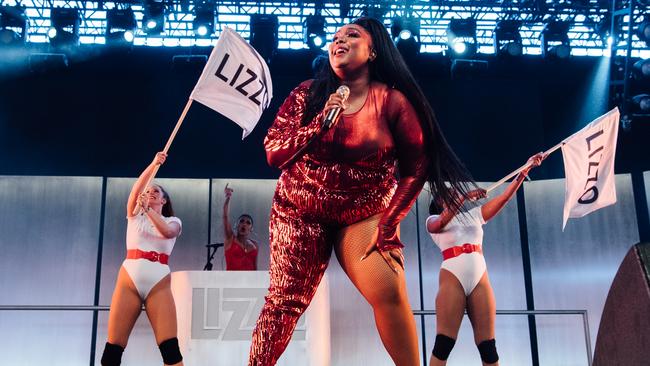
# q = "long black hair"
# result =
<box><xmin>156</xmin><ymin>184</ymin><xmax>175</xmax><ymax>217</ymax></box>
<box><xmin>302</xmin><ymin>16</ymin><xmax>475</xmax><ymax>209</ymax></box>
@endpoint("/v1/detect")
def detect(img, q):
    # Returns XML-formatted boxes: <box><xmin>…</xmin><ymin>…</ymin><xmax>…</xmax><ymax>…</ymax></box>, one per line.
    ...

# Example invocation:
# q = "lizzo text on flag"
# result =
<box><xmin>561</xmin><ymin>108</ymin><xmax>620</xmax><ymax>229</ymax></box>
<box><xmin>191</xmin><ymin>27</ymin><xmax>273</xmax><ymax>138</ymax></box>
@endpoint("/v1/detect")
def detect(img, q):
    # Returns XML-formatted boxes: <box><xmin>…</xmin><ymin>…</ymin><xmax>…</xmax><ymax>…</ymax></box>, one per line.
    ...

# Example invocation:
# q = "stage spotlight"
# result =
<box><xmin>494</xmin><ymin>20</ymin><xmax>522</xmax><ymax>57</ymax></box>
<box><xmin>596</xmin><ymin>14</ymin><xmax>619</xmax><ymax>49</ymax></box>
<box><xmin>541</xmin><ymin>20</ymin><xmax>571</xmax><ymax>59</ymax></box>
<box><xmin>0</xmin><ymin>5</ymin><xmax>28</xmax><ymax>46</ymax></box>
<box><xmin>391</xmin><ymin>17</ymin><xmax>420</xmax><ymax>60</ymax></box>
<box><xmin>633</xmin><ymin>59</ymin><xmax>650</xmax><ymax>79</ymax></box>
<box><xmin>142</xmin><ymin>0</ymin><xmax>166</xmax><ymax>35</ymax></box>
<box><xmin>303</xmin><ymin>15</ymin><xmax>326</xmax><ymax>51</ymax></box>
<box><xmin>106</xmin><ymin>7</ymin><xmax>136</xmax><ymax>45</ymax></box>
<box><xmin>631</xmin><ymin>94</ymin><xmax>650</xmax><ymax>113</ymax></box>
<box><xmin>193</xmin><ymin>1</ymin><xmax>215</xmax><ymax>38</ymax></box>
<box><xmin>447</xmin><ymin>18</ymin><xmax>477</xmax><ymax>58</ymax></box>
<box><xmin>250</xmin><ymin>14</ymin><xmax>278</xmax><ymax>63</ymax></box>
<box><xmin>636</xmin><ymin>16</ymin><xmax>650</xmax><ymax>45</ymax></box>
<box><xmin>49</xmin><ymin>7</ymin><xmax>80</xmax><ymax>48</ymax></box>
<box><xmin>452</xmin><ymin>39</ymin><xmax>467</xmax><ymax>54</ymax></box>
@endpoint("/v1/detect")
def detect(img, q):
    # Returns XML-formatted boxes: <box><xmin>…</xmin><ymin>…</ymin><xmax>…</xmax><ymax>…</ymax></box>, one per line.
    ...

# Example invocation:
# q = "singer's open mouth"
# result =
<box><xmin>334</xmin><ymin>47</ymin><xmax>349</xmax><ymax>55</ymax></box>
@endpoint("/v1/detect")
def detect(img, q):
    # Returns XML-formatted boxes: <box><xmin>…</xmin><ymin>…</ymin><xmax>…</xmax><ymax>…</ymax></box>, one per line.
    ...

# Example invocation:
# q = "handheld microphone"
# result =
<box><xmin>206</xmin><ymin>242</ymin><xmax>224</xmax><ymax>248</ymax></box>
<box><xmin>323</xmin><ymin>85</ymin><xmax>350</xmax><ymax>129</ymax></box>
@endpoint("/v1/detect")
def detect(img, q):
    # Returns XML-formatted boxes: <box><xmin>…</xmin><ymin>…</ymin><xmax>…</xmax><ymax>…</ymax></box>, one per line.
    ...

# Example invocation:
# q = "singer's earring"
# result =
<box><xmin>369</xmin><ymin>50</ymin><xmax>376</xmax><ymax>61</ymax></box>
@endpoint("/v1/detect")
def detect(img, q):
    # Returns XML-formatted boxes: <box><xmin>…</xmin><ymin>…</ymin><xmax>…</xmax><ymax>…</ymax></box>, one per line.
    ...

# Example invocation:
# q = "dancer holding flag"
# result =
<box><xmin>124</xmin><ymin>27</ymin><xmax>272</xmax><ymax>216</ymax></box>
<box><xmin>100</xmin><ymin>27</ymin><xmax>273</xmax><ymax>365</ymax></box>
<box><xmin>101</xmin><ymin>152</ymin><xmax>184</xmax><ymax>366</ymax></box>
<box><xmin>425</xmin><ymin>152</ymin><xmax>545</xmax><ymax>366</ymax></box>
<box><xmin>249</xmin><ymin>17</ymin><xmax>476</xmax><ymax>366</ymax></box>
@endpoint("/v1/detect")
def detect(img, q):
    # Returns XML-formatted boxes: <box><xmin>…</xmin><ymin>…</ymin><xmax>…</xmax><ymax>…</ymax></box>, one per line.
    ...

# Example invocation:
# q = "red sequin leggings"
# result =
<box><xmin>248</xmin><ymin>210</ymin><xmax>419</xmax><ymax>366</ymax></box>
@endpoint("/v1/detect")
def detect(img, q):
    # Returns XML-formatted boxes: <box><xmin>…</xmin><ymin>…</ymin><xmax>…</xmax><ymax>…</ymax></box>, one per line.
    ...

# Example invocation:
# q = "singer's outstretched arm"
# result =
<box><xmin>264</xmin><ymin>81</ymin><xmax>325</xmax><ymax>168</ymax></box>
<box><xmin>376</xmin><ymin>89</ymin><xmax>429</xmax><ymax>251</ymax></box>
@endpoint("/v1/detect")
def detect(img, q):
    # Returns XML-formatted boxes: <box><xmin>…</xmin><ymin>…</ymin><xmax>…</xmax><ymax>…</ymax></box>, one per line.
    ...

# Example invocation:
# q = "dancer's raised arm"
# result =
<box><xmin>127</xmin><ymin>152</ymin><xmax>167</xmax><ymax>217</ymax></box>
<box><xmin>481</xmin><ymin>152</ymin><xmax>545</xmax><ymax>222</ymax></box>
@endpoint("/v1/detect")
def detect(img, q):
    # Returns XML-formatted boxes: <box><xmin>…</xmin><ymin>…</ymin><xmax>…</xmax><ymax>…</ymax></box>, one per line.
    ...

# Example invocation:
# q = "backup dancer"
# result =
<box><xmin>223</xmin><ymin>184</ymin><xmax>258</xmax><ymax>270</ymax></box>
<box><xmin>101</xmin><ymin>152</ymin><xmax>183</xmax><ymax>366</ymax></box>
<box><xmin>426</xmin><ymin>152</ymin><xmax>545</xmax><ymax>366</ymax></box>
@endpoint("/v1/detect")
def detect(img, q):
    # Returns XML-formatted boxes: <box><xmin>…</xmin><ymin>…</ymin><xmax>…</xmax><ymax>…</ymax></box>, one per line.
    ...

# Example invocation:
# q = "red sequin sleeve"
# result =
<box><xmin>377</xmin><ymin>89</ymin><xmax>429</xmax><ymax>251</ymax></box>
<box><xmin>264</xmin><ymin>81</ymin><xmax>325</xmax><ymax>168</ymax></box>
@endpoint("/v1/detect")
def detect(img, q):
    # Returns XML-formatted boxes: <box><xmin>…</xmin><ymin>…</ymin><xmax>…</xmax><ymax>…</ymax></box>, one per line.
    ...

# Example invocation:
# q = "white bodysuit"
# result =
<box><xmin>122</xmin><ymin>213</ymin><xmax>182</xmax><ymax>300</ymax></box>
<box><xmin>427</xmin><ymin>206</ymin><xmax>486</xmax><ymax>296</ymax></box>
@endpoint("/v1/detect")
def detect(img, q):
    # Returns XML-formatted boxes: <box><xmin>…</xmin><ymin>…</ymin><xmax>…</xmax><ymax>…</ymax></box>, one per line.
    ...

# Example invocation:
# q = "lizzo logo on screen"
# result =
<box><xmin>191</xmin><ymin>287</ymin><xmax>306</xmax><ymax>341</ymax></box>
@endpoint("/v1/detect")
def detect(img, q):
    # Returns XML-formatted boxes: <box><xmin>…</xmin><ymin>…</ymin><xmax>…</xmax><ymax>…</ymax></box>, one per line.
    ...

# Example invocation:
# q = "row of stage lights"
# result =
<box><xmin>0</xmin><ymin>1</ymin><xmax>218</xmax><ymax>48</ymax></box>
<box><xmin>1</xmin><ymin>3</ymin><xmax>650</xmax><ymax>60</ymax></box>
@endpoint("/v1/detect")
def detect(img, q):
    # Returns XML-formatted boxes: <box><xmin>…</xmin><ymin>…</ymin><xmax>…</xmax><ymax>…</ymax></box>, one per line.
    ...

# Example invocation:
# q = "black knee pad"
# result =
<box><xmin>101</xmin><ymin>342</ymin><xmax>124</xmax><ymax>366</ymax></box>
<box><xmin>159</xmin><ymin>337</ymin><xmax>183</xmax><ymax>365</ymax></box>
<box><xmin>432</xmin><ymin>334</ymin><xmax>456</xmax><ymax>361</ymax></box>
<box><xmin>477</xmin><ymin>338</ymin><xmax>499</xmax><ymax>364</ymax></box>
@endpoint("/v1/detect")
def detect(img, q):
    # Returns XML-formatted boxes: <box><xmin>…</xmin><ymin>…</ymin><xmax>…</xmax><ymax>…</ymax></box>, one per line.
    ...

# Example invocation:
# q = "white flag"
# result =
<box><xmin>561</xmin><ymin>108</ymin><xmax>620</xmax><ymax>229</ymax></box>
<box><xmin>190</xmin><ymin>27</ymin><xmax>273</xmax><ymax>138</ymax></box>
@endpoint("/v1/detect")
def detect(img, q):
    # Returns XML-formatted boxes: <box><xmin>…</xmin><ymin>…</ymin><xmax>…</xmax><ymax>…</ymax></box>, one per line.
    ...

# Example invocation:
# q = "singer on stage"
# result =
<box><xmin>249</xmin><ymin>17</ymin><xmax>475</xmax><ymax>366</ymax></box>
<box><xmin>222</xmin><ymin>184</ymin><xmax>258</xmax><ymax>270</ymax></box>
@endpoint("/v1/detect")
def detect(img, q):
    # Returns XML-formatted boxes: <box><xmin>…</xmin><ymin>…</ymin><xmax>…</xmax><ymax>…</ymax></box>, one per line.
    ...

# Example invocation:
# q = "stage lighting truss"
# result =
<box><xmin>0</xmin><ymin>5</ymin><xmax>28</xmax><ymax>46</ymax></box>
<box><xmin>608</xmin><ymin>0</ymin><xmax>650</xmax><ymax>130</ymax></box>
<box><xmin>106</xmin><ymin>7</ymin><xmax>136</xmax><ymax>44</ymax></box>
<box><xmin>9</xmin><ymin>0</ymin><xmax>650</xmax><ymax>57</ymax></box>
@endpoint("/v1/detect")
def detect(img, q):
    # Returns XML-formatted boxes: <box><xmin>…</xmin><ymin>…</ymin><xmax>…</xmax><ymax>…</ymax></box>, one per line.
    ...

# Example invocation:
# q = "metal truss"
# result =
<box><xmin>608</xmin><ymin>0</ymin><xmax>650</xmax><ymax>130</ymax></box>
<box><xmin>3</xmin><ymin>0</ymin><xmax>650</xmax><ymax>56</ymax></box>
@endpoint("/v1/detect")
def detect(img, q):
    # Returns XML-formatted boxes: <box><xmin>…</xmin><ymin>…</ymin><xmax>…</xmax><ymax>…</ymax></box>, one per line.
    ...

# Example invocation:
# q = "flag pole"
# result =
<box><xmin>485</xmin><ymin>141</ymin><xmax>565</xmax><ymax>193</ymax></box>
<box><xmin>162</xmin><ymin>98</ymin><xmax>194</xmax><ymax>154</ymax></box>
<box><xmin>132</xmin><ymin>98</ymin><xmax>194</xmax><ymax>215</ymax></box>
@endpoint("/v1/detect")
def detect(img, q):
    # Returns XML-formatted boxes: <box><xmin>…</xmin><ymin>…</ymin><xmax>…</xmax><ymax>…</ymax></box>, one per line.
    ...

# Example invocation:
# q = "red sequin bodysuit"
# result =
<box><xmin>248</xmin><ymin>80</ymin><xmax>428</xmax><ymax>365</ymax></box>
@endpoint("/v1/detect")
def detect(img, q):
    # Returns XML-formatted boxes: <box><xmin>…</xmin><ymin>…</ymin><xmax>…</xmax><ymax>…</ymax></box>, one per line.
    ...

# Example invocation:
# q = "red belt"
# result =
<box><xmin>442</xmin><ymin>243</ymin><xmax>482</xmax><ymax>261</ymax></box>
<box><xmin>126</xmin><ymin>249</ymin><xmax>169</xmax><ymax>265</ymax></box>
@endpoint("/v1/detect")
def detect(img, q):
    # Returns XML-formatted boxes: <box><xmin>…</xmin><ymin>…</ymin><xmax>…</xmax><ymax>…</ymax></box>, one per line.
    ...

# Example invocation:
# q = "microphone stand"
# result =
<box><xmin>203</xmin><ymin>243</ymin><xmax>224</xmax><ymax>271</ymax></box>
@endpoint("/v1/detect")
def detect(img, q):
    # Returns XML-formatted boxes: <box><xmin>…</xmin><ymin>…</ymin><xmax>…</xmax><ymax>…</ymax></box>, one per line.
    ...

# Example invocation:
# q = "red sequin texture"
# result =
<box><xmin>248</xmin><ymin>81</ymin><xmax>428</xmax><ymax>365</ymax></box>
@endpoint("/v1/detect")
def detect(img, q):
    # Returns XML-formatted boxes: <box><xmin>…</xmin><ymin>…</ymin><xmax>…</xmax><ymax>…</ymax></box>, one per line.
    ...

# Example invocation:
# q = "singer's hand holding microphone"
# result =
<box><xmin>323</xmin><ymin>85</ymin><xmax>350</xmax><ymax>129</ymax></box>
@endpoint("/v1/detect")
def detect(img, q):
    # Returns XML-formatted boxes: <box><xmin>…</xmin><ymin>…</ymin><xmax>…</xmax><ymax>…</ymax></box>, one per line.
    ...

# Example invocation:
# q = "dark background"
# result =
<box><xmin>0</xmin><ymin>45</ymin><xmax>648</xmax><ymax>181</ymax></box>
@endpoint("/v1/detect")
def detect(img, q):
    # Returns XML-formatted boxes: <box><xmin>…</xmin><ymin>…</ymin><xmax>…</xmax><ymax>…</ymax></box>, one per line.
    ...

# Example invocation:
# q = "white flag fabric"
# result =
<box><xmin>190</xmin><ymin>27</ymin><xmax>273</xmax><ymax>138</ymax></box>
<box><xmin>561</xmin><ymin>107</ymin><xmax>620</xmax><ymax>229</ymax></box>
